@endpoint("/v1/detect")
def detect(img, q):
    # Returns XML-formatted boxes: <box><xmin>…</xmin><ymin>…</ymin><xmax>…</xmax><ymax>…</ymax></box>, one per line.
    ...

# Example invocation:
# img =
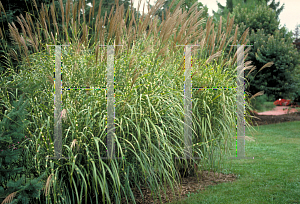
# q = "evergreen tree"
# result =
<box><xmin>246</xmin><ymin>27</ymin><xmax>300</xmax><ymax>101</ymax></box>
<box><xmin>209</xmin><ymin>0</ymin><xmax>300</xmax><ymax>102</ymax></box>
<box><xmin>212</xmin><ymin>0</ymin><xmax>284</xmax><ymax>24</ymax></box>
<box><xmin>292</xmin><ymin>23</ymin><xmax>300</xmax><ymax>40</ymax></box>
<box><xmin>266</xmin><ymin>0</ymin><xmax>285</xmax><ymax>20</ymax></box>
<box><xmin>0</xmin><ymin>94</ymin><xmax>46</xmax><ymax>204</ymax></box>
<box><xmin>228</xmin><ymin>3</ymin><xmax>300</xmax><ymax>102</ymax></box>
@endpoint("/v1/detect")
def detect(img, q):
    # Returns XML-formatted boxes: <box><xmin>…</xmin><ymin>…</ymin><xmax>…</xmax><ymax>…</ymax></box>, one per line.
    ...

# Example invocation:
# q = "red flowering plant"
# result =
<box><xmin>274</xmin><ymin>98</ymin><xmax>300</xmax><ymax>107</ymax></box>
<box><xmin>274</xmin><ymin>98</ymin><xmax>291</xmax><ymax>106</ymax></box>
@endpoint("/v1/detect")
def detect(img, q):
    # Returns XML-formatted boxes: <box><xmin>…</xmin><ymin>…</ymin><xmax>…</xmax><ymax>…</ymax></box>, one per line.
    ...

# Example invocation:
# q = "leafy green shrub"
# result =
<box><xmin>250</xmin><ymin>94</ymin><xmax>269</xmax><ymax>110</ymax></box>
<box><xmin>266</xmin><ymin>94</ymin><xmax>276</xmax><ymax>102</ymax></box>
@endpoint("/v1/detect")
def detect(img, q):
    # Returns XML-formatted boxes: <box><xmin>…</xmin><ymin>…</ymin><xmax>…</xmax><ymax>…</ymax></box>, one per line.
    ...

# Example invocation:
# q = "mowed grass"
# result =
<box><xmin>168</xmin><ymin>102</ymin><xmax>300</xmax><ymax>204</ymax></box>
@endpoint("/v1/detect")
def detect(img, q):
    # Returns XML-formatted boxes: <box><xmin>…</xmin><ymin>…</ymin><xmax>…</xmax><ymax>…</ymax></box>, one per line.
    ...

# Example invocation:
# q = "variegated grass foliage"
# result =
<box><xmin>0</xmin><ymin>0</ymin><xmax>266</xmax><ymax>203</ymax></box>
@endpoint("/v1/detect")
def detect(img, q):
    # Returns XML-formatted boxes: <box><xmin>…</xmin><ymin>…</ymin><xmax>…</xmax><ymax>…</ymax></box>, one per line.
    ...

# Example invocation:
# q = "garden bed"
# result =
<box><xmin>248</xmin><ymin>109</ymin><xmax>300</xmax><ymax>126</ymax></box>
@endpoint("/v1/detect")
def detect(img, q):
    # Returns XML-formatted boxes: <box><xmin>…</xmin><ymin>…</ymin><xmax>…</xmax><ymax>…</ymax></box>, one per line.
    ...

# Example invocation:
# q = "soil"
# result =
<box><xmin>111</xmin><ymin>106</ymin><xmax>300</xmax><ymax>204</ymax></box>
<box><xmin>113</xmin><ymin>170</ymin><xmax>238</xmax><ymax>204</ymax></box>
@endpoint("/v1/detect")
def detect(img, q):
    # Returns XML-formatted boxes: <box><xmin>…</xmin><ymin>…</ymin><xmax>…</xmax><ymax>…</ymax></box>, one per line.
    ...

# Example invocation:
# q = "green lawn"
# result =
<box><xmin>168</xmin><ymin>102</ymin><xmax>300</xmax><ymax>204</ymax></box>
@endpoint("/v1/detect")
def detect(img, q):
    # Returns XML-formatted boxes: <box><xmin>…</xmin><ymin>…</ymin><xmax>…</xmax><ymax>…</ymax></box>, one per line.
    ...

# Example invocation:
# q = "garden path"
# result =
<box><xmin>256</xmin><ymin>105</ymin><xmax>299</xmax><ymax>115</ymax></box>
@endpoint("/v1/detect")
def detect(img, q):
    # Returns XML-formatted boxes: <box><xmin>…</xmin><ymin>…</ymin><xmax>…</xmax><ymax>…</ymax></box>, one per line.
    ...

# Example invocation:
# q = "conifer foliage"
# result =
<box><xmin>231</xmin><ymin>3</ymin><xmax>300</xmax><ymax>102</ymax></box>
<box><xmin>212</xmin><ymin>1</ymin><xmax>300</xmax><ymax>102</ymax></box>
<box><xmin>248</xmin><ymin>27</ymin><xmax>300</xmax><ymax>101</ymax></box>
<box><xmin>0</xmin><ymin>94</ymin><xmax>46</xmax><ymax>204</ymax></box>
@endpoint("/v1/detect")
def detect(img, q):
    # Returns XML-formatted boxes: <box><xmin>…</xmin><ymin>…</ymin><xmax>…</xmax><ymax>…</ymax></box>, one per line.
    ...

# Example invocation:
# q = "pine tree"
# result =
<box><xmin>266</xmin><ymin>0</ymin><xmax>285</xmax><ymax>20</ymax></box>
<box><xmin>293</xmin><ymin>24</ymin><xmax>300</xmax><ymax>40</ymax></box>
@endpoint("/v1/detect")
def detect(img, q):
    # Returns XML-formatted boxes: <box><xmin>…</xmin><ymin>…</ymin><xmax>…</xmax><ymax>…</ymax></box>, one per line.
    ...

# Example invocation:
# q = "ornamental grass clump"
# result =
<box><xmin>0</xmin><ymin>0</ymin><xmax>270</xmax><ymax>203</ymax></box>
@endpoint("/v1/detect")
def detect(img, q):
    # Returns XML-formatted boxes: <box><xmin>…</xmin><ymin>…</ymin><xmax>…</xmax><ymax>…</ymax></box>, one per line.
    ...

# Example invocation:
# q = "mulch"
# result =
<box><xmin>247</xmin><ymin>110</ymin><xmax>300</xmax><ymax>127</ymax></box>
<box><xmin>111</xmin><ymin>170</ymin><xmax>238</xmax><ymax>204</ymax></box>
<box><xmin>107</xmin><ymin>109</ymin><xmax>300</xmax><ymax>204</ymax></box>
